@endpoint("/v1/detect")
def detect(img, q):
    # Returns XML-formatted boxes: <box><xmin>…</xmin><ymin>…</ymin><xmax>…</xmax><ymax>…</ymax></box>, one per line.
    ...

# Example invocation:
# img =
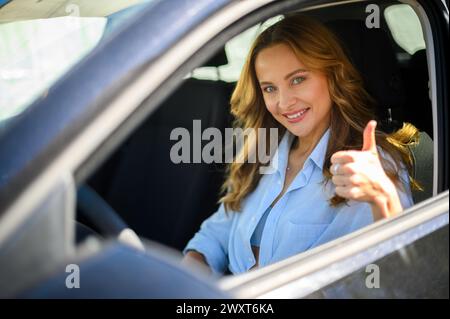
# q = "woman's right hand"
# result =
<box><xmin>330</xmin><ymin>121</ymin><xmax>403</xmax><ymax>221</ymax></box>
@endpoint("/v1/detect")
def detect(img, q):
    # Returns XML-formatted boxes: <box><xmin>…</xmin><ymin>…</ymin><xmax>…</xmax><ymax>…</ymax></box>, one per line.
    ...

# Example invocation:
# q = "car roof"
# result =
<box><xmin>0</xmin><ymin>0</ymin><xmax>148</xmax><ymax>22</ymax></box>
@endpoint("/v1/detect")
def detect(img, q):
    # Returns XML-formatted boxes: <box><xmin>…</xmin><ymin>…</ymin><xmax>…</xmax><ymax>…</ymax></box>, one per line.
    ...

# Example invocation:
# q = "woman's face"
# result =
<box><xmin>255</xmin><ymin>43</ymin><xmax>332</xmax><ymax>141</ymax></box>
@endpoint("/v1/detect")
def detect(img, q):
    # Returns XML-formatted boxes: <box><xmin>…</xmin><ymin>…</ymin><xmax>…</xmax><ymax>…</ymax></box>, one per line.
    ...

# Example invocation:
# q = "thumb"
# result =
<box><xmin>362</xmin><ymin>120</ymin><xmax>378</xmax><ymax>153</ymax></box>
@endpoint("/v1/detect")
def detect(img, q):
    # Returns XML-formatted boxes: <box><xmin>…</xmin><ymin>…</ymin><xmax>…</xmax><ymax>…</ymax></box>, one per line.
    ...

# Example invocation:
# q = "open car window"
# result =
<box><xmin>77</xmin><ymin>0</ymin><xmax>439</xmax><ymax>279</ymax></box>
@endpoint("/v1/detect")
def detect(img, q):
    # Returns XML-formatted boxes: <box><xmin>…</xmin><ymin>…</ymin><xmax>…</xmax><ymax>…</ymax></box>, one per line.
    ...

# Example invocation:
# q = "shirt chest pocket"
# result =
<box><xmin>274</xmin><ymin>222</ymin><xmax>329</xmax><ymax>259</ymax></box>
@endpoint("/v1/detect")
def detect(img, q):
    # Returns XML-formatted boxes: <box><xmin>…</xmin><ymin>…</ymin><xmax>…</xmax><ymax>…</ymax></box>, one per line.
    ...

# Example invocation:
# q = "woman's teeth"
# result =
<box><xmin>286</xmin><ymin>109</ymin><xmax>309</xmax><ymax>119</ymax></box>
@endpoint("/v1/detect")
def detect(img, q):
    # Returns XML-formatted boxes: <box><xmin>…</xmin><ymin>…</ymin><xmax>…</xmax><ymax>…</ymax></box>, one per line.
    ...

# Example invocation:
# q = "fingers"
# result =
<box><xmin>330</xmin><ymin>163</ymin><xmax>340</xmax><ymax>175</ymax></box>
<box><xmin>335</xmin><ymin>185</ymin><xmax>363</xmax><ymax>200</ymax></box>
<box><xmin>330</xmin><ymin>162</ymin><xmax>357</xmax><ymax>176</ymax></box>
<box><xmin>362</xmin><ymin>120</ymin><xmax>377</xmax><ymax>153</ymax></box>
<box><xmin>331</xmin><ymin>174</ymin><xmax>346</xmax><ymax>186</ymax></box>
<box><xmin>331</xmin><ymin>150</ymin><xmax>359</xmax><ymax>164</ymax></box>
<box><xmin>330</xmin><ymin>120</ymin><xmax>383</xmax><ymax>204</ymax></box>
<box><xmin>331</xmin><ymin>120</ymin><xmax>378</xmax><ymax>165</ymax></box>
<box><xmin>331</xmin><ymin>165</ymin><xmax>368</xmax><ymax>202</ymax></box>
<box><xmin>331</xmin><ymin>172</ymin><xmax>364</xmax><ymax>186</ymax></box>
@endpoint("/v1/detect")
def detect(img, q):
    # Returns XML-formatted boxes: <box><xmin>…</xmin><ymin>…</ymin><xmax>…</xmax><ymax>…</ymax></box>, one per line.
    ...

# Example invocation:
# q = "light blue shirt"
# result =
<box><xmin>183</xmin><ymin>129</ymin><xmax>413</xmax><ymax>275</ymax></box>
<box><xmin>250</xmin><ymin>206</ymin><xmax>271</xmax><ymax>246</ymax></box>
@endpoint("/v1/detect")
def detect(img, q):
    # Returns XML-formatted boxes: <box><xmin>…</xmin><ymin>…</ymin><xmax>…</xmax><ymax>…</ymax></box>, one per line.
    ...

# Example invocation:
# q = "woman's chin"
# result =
<box><xmin>284</xmin><ymin>124</ymin><xmax>311</xmax><ymax>138</ymax></box>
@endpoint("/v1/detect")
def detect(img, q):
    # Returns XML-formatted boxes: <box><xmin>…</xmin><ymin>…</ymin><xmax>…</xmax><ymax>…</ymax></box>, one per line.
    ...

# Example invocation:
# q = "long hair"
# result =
<box><xmin>220</xmin><ymin>14</ymin><xmax>420</xmax><ymax>212</ymax></box>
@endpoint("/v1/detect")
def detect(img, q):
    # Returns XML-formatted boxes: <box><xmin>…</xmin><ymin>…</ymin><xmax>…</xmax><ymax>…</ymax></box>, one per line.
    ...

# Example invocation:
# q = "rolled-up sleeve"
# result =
<box><xmin>379</xmin><ymin>147</ymin><xmax>414</xmax><ymax>210</ymax></box>
<box><xmin>183</xmin><ymin>203</ymin><xmax>233</xmax><ymax>275</ymax></box>
<box><xmin>397</xmin><ymin>166</ymin><xmax>414</xmax><ymax>210</ymax></box>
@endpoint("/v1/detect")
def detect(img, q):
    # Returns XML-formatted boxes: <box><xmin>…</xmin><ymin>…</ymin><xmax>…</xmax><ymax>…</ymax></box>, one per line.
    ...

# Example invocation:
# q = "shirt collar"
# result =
<box><xmin>272</xmin><ymin>127</ymin><xmax>331</xmax><ymax>175</ymax></box>
<box><xmin>272</xmin><ymin>130</ymin><xmax>293</xmax><ymax>176</ymax></box>
<box><xmin>307</xmin><ymin>128</ymin><xmax>330</xmax><ymax>170</ymax></box>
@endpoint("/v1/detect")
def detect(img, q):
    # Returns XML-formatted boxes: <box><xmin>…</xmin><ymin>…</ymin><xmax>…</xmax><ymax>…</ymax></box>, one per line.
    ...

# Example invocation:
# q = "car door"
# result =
<box><xmin>219</xmin><ymin>191</ymin><xmax>448</xmax><ymax>298</ymax></box>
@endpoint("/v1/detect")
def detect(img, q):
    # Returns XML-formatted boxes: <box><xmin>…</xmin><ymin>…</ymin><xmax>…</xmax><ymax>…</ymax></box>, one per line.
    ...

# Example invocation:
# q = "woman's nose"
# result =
<box><xmin>277</xmin><ymin>88</ymin><xmax>296</xmax><ymax>110</ymax></box>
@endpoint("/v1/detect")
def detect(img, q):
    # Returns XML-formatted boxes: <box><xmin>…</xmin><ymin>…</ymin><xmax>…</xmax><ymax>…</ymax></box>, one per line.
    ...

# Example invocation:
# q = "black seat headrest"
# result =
<box><xmin>326</xmin><ymin>20</ymin><xmax>405</xmax><ymax>126</ymax></box>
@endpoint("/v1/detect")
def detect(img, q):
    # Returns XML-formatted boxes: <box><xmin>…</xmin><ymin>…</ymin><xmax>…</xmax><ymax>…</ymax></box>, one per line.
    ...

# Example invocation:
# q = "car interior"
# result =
<box><xmin>76</xmin><ymin>0</ymin><xmax>435</xmax><ymax>264</ymax></box>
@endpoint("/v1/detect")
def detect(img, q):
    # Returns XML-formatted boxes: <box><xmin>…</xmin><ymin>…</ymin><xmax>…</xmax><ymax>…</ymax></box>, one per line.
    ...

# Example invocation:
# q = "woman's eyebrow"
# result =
<box><xmin>284</xmin><ymin>68</ymin><xmax>308</xmax><ymax>79</ymax></box>
<box><xmin>259</xmin><ymin>68</ymin><xmax>308</xmax><ymax>85</ymax></box>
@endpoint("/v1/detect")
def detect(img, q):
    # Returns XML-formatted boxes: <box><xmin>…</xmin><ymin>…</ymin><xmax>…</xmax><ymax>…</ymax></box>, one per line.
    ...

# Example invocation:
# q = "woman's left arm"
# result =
<box><xmin>330</xmin><ymin>121</ymin><xmax>404</xmax><ymax>221</ymax></box>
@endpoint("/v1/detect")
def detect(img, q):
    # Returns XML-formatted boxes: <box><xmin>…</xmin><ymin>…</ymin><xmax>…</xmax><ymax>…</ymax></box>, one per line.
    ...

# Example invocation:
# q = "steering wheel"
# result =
<box><xmin>76</xmin><ymin>184</ymin><xmax>145</xmax><ymax>251</ymax></box>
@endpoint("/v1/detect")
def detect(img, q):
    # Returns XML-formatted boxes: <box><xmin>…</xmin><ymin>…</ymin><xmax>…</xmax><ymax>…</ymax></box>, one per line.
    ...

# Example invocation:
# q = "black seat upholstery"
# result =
<box><xmin>326</xmin><ymin>20</ymin><xmax>433</xmax><ymax>203</ymax></box>
<box><xmin>88</xmin><ymin>51</ymin><xmax>233</xmax><ymax>250</ymax></box>
<box><xmin>326</xmin><ymin>19</ymin><xmax>406</xmax><ymax>131</ymax></box>
<box><xmin>403</xmin><ymin>49</ymin><xmax>433</xmax><ymax>137</ymax></box>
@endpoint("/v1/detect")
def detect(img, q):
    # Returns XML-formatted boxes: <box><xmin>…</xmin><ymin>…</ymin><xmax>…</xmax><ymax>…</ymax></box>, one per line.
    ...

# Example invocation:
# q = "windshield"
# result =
<box><xmin>0</xmin><ymin>0</ymin><xmax>153</xmax><ymax>131</ymax></box>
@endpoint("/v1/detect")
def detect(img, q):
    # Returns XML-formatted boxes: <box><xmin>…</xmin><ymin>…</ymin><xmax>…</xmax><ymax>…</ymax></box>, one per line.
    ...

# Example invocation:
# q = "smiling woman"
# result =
<box><xmin>183</xmin><ymin>13</ymin><xmax>422</xmax><ymax>275</ymax></box>
<box><xmin>255</xmin><ymin>44</ymin><xmax>332</xmax><ymax>144</ymax></box>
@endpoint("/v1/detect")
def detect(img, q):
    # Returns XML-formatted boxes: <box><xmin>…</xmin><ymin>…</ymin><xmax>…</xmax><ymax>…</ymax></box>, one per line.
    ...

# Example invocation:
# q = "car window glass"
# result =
<box><xmin>384</xmin><ymin>4</ymin><xmax>426</xmax><ymax>55</ymax></box>
<box><xmin>0</xmin><ymin>0</ymin><xmax>153</xmax><ymax>130</ymax></box>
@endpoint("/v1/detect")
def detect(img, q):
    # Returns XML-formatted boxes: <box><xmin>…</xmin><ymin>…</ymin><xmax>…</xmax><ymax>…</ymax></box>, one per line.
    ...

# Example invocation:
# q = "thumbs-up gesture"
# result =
<box><xmin>330</xmin><ymin>121</ymin><xmax>403</xmax><ymax>220</ymax></box>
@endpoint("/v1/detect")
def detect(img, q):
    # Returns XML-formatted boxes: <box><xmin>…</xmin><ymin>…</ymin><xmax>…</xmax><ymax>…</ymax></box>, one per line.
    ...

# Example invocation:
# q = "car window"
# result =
<box><xmin>81</xmin><ymin>0</ymin><xmax>439</xmax><ymax>278</ymax></box>
<box><xmin>190</xmin><ymin>15</ymin><xmax>283</xmax><ymax>82</ymax></box>
<box><xmin>0</xmin><ymin>0</ymin><xmax>153</xmax><ymax>132</ymax></box>
<box><xmin>384</xmin><ymin>4</ymin><xmax>426</xmax><ymax>55</ymax></box>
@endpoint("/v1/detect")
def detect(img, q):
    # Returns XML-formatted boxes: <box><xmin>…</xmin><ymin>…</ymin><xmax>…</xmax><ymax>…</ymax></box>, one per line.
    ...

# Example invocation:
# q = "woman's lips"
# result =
<box><xmin>283</xmin><ymin>108</ymin><xmax>310</xmax><ymax>123</ymax></box>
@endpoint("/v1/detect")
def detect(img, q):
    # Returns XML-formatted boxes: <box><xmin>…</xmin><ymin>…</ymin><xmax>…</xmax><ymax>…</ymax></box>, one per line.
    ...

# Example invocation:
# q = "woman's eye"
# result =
<box><xmin>263</xmin><ymin>86</ymin><xmax>275</xmax><ymax>93</ymax></box>
<box><xmin>292</xmin><ymin>76</ymin><xmax>305</xmax><ymax>85</ymax></box>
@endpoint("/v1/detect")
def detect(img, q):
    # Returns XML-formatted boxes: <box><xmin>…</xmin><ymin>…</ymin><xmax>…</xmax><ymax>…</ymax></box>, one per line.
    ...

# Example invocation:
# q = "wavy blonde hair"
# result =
<box><xmin>220</xmin><ymin>14</ymin><xmax>420</xmax><ymax>212</ymax></box>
